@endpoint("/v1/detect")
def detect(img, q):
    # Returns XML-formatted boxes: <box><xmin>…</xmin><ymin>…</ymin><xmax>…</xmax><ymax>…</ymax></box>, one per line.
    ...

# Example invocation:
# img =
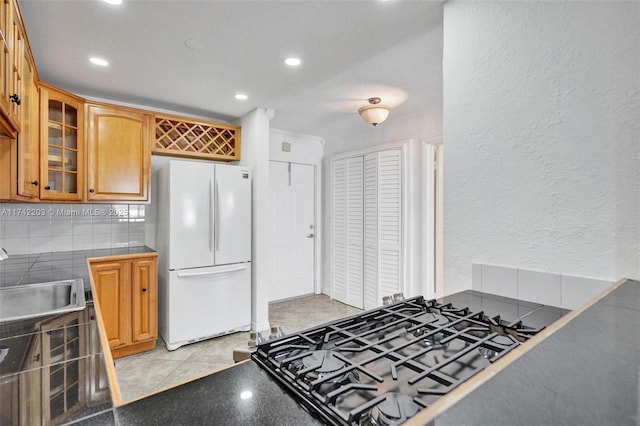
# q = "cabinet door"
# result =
<box><xmin>0</xmin><ymin>0</ymin><xmax>12</xmax><ymax>124</ymax></box>
<box><xmin>90</xmin><ymin>260</ymin><xmax>130</xmax><ymax>349</ymax></box>
<box><xmin>16</xmin><ymin>52</ymin><xmax>38</xmax><ymax>197</ymax></box>
<box><xmin>40</xmin><ymin>312</ymin><xmax>86</xmax><ymax>424</ymax></box>
<box><xmin>130</xmin><ymin>257</ymin><xmax>157</xmax><ymax>343</ymax></box>
<box><xmin>86</xmin><ymin>105</ymin><xmax>150</xmax><ymax>202</ymax></box>
<box><xmin>18</xmin><ymin>326</ymin><xmax>42</xmax><ymax>426</ymax></box>
<box><xmin>6</xmin><ymin>0</ymin><xmax>21</xmax><ymax>126</ymax></box>
<box><xmin>40</xmin><ymin>86</ymin><xmax>84</xmax><ymax>201</ymax></box>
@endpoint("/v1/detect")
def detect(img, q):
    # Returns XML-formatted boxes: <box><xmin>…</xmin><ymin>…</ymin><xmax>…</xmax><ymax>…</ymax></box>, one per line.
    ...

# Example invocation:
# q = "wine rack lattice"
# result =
<box><xmin>153</xmin><ymin>115</ymin><xmax>240</xmax><ymax>161</ymax></box>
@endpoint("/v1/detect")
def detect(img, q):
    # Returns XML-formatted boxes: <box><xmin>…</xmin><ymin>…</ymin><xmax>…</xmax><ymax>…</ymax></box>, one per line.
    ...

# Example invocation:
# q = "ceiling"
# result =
<box><xmin>19</xmin><ymin>0</ymin><xmax>443</xmax><ymax>143</ymax></box>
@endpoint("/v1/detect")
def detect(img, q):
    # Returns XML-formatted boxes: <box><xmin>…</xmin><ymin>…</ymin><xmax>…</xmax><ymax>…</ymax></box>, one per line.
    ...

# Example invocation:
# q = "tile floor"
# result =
<box><xmin>115</xmin><ymin>294</ymin><xmax>362</xmax><ymax>402</ymax></box>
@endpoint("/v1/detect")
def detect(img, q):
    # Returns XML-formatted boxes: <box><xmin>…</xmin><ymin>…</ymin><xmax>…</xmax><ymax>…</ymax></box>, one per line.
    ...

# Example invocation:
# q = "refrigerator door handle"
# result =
<box><xmin>215</xmin><ymin>179</ymin><xmax>220</xmax><ymax>251</ymax></box>
<box><xmin>177</xmin><ymin>264</ymin><xmax>247</xmax><ymax>278</ymax></box>
<box><xmin>209</xmin><ymin>178</ymin><xmax>214</xmax><ymax>252</ymax></box>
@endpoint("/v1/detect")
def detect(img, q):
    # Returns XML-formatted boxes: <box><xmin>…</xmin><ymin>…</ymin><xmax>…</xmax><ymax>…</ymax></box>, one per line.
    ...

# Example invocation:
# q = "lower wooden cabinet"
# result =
<box><xmin>89</xmin><ymin>254</ymin><xmax>158</xmax><ymax>359</ymax></box>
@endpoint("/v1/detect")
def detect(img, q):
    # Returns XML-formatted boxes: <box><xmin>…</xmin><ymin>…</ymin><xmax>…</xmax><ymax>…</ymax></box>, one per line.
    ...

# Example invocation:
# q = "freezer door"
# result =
<box><xmin>168</xmin><ymin>161</ymin><xmax>216</xmax><ymax>270</ymax></box>
<box><xmin>214</xmin><ymin>164</ymin><xmax>252</xmax><ymax>265</ymax></box>
<box><xmin>163</xmin><ymin>264</ymin><xmax>251</xmax><ymax>349</ymax></box>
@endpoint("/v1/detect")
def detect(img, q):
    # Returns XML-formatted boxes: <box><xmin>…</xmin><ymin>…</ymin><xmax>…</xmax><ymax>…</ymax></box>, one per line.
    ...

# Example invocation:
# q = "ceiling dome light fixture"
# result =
<box><xmin>234</xmin><ymin>93</ymin><xmax>248</xmax><ymax>100</ymax></box>
<box><xmin>102</xmin><ymin>0</ymin><xmax>123</xmax><ymax>5</ymax></box>
<box><xmin>358</xmin><ymin>97</ymin><xmax>391</xmax><ymax>127</ymax></box>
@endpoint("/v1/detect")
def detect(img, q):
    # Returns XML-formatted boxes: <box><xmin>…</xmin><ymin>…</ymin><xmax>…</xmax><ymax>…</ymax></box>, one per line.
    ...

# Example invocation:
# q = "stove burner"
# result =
<box><xmin>491</xmin><ymin>335</ymin><xmax>513</xmax><ymax>345</ymax></box>
<box><xmin>302</xmin><ymin>350</ymin><xmax>346</xmax><ymax>375</ymax></box>
<box><xmin>371</xmin><ymin>393</ymin><xmax>421</xmax><ymax>425</ymax></box>
<box><xmin>478</xmin><ymin>335</ymin><xmax>515</xmax><ymax>359</ymax></box>
<box><xmin>426</xmin><ymin>312</ymin><xmax>450</xmax><ymax>326</ymax></box>
<box><xmin>424</xmin><ymin>332</ymin><xmax>448</xmax><ymax>350</ymax></box>
<box><xmin>478</xmin><ymin>347</ymin><xmax>498</xmax><ymax>360</ymax></box>
<box><xmin>292</xmin><ymin>350</ymin><xmax>359</xmax><ymax>389</ymax></box>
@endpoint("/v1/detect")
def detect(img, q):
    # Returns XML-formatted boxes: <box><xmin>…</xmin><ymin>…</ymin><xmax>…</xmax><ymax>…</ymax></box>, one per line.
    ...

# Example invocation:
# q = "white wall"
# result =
<box><xmin>269</xmin><ymin>129</ymin><xmax>324</xmax><ymax>164</ymax></box>
<box><xmin>238</xmin><ymin>108</ymin><xmax>273</xmax><ymax>332</ymax></box>
<box><xmin>443</xmin><ymin>1</ymin><xmax>640</xmax><ymax>295</ymax></box>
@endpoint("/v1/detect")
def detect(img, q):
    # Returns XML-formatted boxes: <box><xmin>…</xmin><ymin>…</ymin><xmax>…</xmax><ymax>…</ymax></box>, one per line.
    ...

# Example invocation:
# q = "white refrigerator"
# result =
<box><xmin>156</xmin><ymin>160</ymin><xmax>252</xmax><ymax>350</ymax></box>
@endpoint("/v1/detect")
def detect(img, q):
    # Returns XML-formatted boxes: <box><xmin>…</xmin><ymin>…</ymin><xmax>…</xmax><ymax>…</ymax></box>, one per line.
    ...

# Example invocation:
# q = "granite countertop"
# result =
<box><xmin>408</xmin><ymin>279</ymin><xmax>640</xmax><ymax>426</ymax></box>
<box><xmin>1</xmin><ymin>251</ymin><xmax>636</xmax><ymax>426</ymax></box>
<box><xmin>0</xmin><ymin>302</ymin><xmax>113</xmax><ymax>425</ymax></box>
<box><xmin>0</xmin><ymin>247</ymin><xmax>155</xmax><ymax>425</ymax></box>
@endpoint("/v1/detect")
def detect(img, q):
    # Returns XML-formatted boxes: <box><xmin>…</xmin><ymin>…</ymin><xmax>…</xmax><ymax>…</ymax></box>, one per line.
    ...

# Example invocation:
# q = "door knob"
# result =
<box><xmin>306</xmin><ymin>233</ymin><xmax>314</xmax><ymax>238</ymax></box>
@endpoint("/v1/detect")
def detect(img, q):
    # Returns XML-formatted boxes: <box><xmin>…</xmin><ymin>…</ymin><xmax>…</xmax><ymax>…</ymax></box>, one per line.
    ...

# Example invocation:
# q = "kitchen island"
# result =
<box><xmin>406</xmin><ymin>278</ymin><xmax>640</xmax><ymax>426</ymax></box>
<box><xmin>2</xmin><ymin>253</ymin><xmax>637</xmax><ymax>424</ymax></box>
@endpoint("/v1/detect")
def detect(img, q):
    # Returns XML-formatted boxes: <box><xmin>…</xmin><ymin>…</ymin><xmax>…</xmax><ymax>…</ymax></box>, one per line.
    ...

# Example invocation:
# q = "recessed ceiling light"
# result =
<box><xmin>235</xmin><ymin>93</ymin><xmax>248</xmax><ymax>100</ymax></box>
<box><xmin>284</xmin><ymin>57</ymin><xmax>301</xmax><ymax>67</ymax></box>
<box><xmin>185</xmin><ymin>38</ymin><xmax>207</xmax><ymax>50</ymax></box>
<box><xmin>102</xmin><ymin>0</ymin><xmax>123</xmax><ymax>5</ymax></box>
<box><xmin>89</xmin><ymin>57</ymin><xmax>109</xmax><ymax>66</ymax></box>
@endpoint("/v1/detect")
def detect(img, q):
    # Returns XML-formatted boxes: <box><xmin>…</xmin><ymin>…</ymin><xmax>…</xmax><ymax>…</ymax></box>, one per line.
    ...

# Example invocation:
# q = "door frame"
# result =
<box><xmin>269</xmin><ymin>159</ymin><xmax>321</xmax><ymax>296</ymax></box>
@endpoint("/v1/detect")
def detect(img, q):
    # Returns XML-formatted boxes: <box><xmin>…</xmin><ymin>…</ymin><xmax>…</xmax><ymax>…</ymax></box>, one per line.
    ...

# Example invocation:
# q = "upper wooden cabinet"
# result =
<box><xmin>15</xmin><ymin>48</ymin><xmax>38</xmax><ymax>198</ymax></box>
<box><xmin>0</xmin><ymin>0</ymin><xmax>14</xmax><ymax>135</ymax></box>
<box><xmin>153</xmin><ymin>113</ymin><xmax>240</xmax><ymax>162</ymax></box>
<box><xmin>0</xmin><ymin>0</ymin><xmax>33</xmax><ymax>136</ymax></box>
<box><xmin>39</xmin><ymin>84</ymin><xmax>84</xmax><ymax>201</ymax></box>
<box><xmin>86</xmin><ymin>104</ymin><xmax>150</xmax><ymax>202</ymax></box>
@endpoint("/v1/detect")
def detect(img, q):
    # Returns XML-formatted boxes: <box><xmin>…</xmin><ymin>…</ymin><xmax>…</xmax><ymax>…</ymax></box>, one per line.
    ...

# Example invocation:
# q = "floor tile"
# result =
<box><xmin>115</xmin><ymin>294</ymin><xmax>362</xmax><ymax>403</ymax></box>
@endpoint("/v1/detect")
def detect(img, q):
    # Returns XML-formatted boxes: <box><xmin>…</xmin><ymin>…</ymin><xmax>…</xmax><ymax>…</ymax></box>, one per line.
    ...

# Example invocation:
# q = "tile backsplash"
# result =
<box><xmin>472</xmin><ymin>262</ymin><xmax>613</xmax><ymax>310</ymax></box>
<box><xmin>0</xmin><ymin>203</ymin><xmax>147</xmax><ymax>255</ymax></box>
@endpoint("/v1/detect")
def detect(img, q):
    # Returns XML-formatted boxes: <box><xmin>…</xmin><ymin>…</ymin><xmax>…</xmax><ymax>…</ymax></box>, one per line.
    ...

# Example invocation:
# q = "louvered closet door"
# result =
<box><xmin>332</xmin><ymin>159</ymin><xmax>347</xmax><ymax>304</ymax></box>
<box><xmin>376</xmin><ymin>149</ymin><xmax>402</xmax><ymax>301</ymax></box>
<box><xmin>345</xmin><ymin>157</ymin><xmax>364</xmax><ymax>308</ymax></box>
<box><xmin>333</xmin><ymin>150</ymin><xmax>400</xmax><ymax>310</ymax></box>
<box><xmin>363</xmin><ymin>153</ymin><xmax>379</xmax><ymax>310</ymax></box>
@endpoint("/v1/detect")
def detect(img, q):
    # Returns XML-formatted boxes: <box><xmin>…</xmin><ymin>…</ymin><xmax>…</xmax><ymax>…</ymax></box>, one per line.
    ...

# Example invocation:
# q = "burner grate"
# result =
<box><xmin>252</xmin><ymin>296</ymin><xmax>542</xmax><ymax>426</ymax></box>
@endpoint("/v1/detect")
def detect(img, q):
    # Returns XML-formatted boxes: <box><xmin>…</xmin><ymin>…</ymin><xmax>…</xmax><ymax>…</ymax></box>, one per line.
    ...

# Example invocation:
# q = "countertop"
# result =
<box><xmin>407</xmin><ymin>278</ymin><xmax>640</xmax><ymax>426</ymax></box>
<box><xmin>0</xmin><ymin>302</ymin><xmax>113</xmax><ymax>425</ymax></box>
<box><xmin>0</xmin><ymin>246</ymin><xmax>156</xmax><ymax>292</ymax></box>
<box><xmin>2</xmin><ymin>251</ymin><xmax>636</xmax><ymax>425</ymax></box>
<box><xmin>0</xmin><ymin>247</ymin><xmax>155</xmax><ymax>425</ymax></box>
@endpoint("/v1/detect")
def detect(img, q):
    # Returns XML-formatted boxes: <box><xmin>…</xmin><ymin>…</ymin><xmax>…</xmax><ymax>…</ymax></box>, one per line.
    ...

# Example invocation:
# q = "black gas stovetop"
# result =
<box><xmin>251</xmin><ymin>295</ymin><xmax>543</xmax><ymax>426</ymax></box>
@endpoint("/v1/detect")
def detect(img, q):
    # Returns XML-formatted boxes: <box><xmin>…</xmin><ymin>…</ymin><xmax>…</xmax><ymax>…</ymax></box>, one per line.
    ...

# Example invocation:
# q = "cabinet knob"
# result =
<box><xmin>44</xmin><ymin>185</ymin><xmax>51</xmax><ymax>190</ymax></box>
<box><xmin>89</xmin><ymin>189</ymin><xmax>95</xmax><ymax>193</ymax></box>
<box><xmin>9</xmin><ymin>93</ymin><xmax>20</xmax><ymax>105</ymax></box>
<box><xmin>31</xmin><ymin>180</ymin><xmax>38</xmax><ymax>186</ymax></box>
<box><xmin>142</xmin><ymin>288</ymin><xmax>147</xmax><ymax>292</ymax></box>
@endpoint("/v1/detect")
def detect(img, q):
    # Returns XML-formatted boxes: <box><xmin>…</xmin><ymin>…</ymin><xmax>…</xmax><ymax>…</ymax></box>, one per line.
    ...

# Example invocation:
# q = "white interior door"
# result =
<box><xmin>269</xmin><ymin>162</ymin><xmax>315</xmax><ymax>302</ymax></box>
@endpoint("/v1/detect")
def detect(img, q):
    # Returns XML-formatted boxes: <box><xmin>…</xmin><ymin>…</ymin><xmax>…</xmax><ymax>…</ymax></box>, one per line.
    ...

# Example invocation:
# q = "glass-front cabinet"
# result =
<box><xmin>39</xmin><ymin>83</ymin><xmax>84</xmax><ymax>201</ymax></box>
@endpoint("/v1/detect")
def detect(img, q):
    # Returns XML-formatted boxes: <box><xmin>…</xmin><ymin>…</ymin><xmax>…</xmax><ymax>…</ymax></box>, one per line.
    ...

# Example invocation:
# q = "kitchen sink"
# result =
<box><xmin>0</xmin><ymin>279</ymin><xmax>86</xmax><ymax>323</ymax></box>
